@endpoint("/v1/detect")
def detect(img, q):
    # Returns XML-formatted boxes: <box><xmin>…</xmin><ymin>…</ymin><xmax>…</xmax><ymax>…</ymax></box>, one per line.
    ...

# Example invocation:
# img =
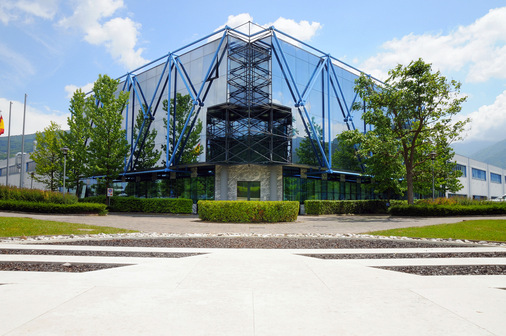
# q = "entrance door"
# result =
<box><xmin>237</xmin><ymin>181</ymin><xmax>260</xmax><ymax>201</ymax></box>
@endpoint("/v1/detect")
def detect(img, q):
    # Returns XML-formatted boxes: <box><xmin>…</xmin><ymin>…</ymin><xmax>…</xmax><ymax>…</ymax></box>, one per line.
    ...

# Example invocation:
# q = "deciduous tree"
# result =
<box><xmin>132</xmin><ymin>106</ymin><xmax>161</xmax><ymax>170</ymax></box>
<box><xmin>344</xmin><ymin>59</ymin><xmax>469</xmax><ymax>203</ymax></box>
<box><xmin>62</xmin><ymin>88</ymin><xmax>90</xmax><ymax>196</ymax></box>
<box><xmin>86</xmin><ymin>74</ymin><xmax>130</xmax><ymax>192</ymax></box>
<box><xmin>161</xmin><ymin>93</ymin><xmax>203</xmax><ymax>165</ymax></box>
<box><xmin>32</xmin><ymin>121</ymin><xmax>65</xmax><ymax>191</ymax></box>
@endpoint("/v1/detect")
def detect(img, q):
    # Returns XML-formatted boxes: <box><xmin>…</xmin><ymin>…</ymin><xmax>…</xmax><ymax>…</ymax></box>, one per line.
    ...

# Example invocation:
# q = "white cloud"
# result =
<box><xmin>455</xmin><ymin>90</ymin><xmax>506</xmax><ymax>143</ymax></box>
<box><xmin>16</xmin><ymin>0</ymin><xmax>59</xmax><ymax>20</ymax></box>
<box><xmin>216</xmin><ymin>13</ymin><xmax>254</xmax><ymax>32</ymax></box>
<box><xmin>64</xmin><ymin>82</ymin><xmax>94</xmax><ymax>99</ymax></box>
<box><xmin>0</xmin><ymin>98</ymin><xmax>69</xmax><ymax>135</ymax></box>
<box><xmin>268</xmin><ymin>17</ymin><xmax>322</xmax><ymax>42</ymax></box>
<box><xmin>59</xmin><ymin>0</ymin><xmax>147</xmax><ymax>69</ymax></box>
<box><xmin>360</xmin><ymin>7</ymin><xmax>506</xmax><ymax>82</ymax></box>
<box><xmin>0</xmin><ymin>0</ymin><xmax>59</xmax><ymax>24</ymax></box>
<box><xmin>215</xmin><ymin>13</ymin><xmax>322</xmax><ymax>42</ymax></box>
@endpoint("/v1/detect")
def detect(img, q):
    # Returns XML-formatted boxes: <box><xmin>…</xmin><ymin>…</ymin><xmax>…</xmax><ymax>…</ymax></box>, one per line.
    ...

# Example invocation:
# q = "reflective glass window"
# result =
<box><xmin>490</xmin><ymin>172</ymin><xmax>502</xmax><ymax>184</ymax></box>
<box><xmin>237</xmin><ymin>181</ymin><xmax>260</xmax><ymax>201</ymax></box>
<box><xmin>472</xmin><ymin>168</ymin><xmax>486</xmax><ymax>181</ymax></box>
<box><xmin>454</xmin><ymin>164</ymin><xmax>466</xmax><ymax>177</ymax></box>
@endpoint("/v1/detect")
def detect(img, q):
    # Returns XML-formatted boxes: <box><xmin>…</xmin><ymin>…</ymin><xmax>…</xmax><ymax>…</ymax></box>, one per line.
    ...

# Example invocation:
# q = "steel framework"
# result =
<box><xmin>107</xmin><ymin>22</ymin><xmax>382</xmax><ymax>178</ymax></box>
<box><xmin>206</xmin><ymin>36</ymin><xmax>292</xmax><ymax>164</ymax></box>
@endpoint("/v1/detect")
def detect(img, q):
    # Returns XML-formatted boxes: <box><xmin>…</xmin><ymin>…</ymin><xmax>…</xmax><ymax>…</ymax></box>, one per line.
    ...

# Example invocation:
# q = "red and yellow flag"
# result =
<box><xmin>0</xmin><ymin>114</ymin><xmax>4</xmax><ymax>135</ymax></box>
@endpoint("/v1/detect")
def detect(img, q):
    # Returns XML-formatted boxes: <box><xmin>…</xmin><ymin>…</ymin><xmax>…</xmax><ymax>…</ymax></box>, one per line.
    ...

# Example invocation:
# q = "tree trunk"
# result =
<box><xmin>406</xmin><ymin>163</ymin><xmax>414</xmax><ymax>204</ymax></box>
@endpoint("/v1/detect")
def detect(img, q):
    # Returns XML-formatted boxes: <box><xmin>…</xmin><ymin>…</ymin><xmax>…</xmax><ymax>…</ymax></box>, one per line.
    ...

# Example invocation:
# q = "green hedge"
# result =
<box><xmin>0</xmin><ymin>200</ymin><xmax>107</xmax><ymax>214</ymax></box>
<box><xmin>389</xmin><ymin>203</ymin><xmax>506</xmax><ymax>216</ymax></box>
<box><xmin>81</xmin><ymin>196</ymin><xmax>193</xmax><ymax>214</ymax></box>
<box><xmin>305</xmin><ymin>200</ymin><xmax>389</xmax><ymax>215</ymax></box>
<box><xmin>198</xmin><ymin>200</ymin><xmax>299</xmax><ymax>222</ymax></box>
<box><xmin>0</xmin><ymin>185</ymin><xmax>77</xmax><ymax>204</ymax></box>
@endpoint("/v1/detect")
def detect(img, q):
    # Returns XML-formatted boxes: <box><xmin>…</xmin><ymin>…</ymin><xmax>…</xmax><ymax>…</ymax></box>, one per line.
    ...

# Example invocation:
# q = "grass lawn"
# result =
<box><xmin>0</xmin><ymin>217</ymin><xmax>138</xmax><ymax>238</ymax></box>
<box><xmin>366</xmin><ymin>219</ymin><xmax>506</xmax><ymax>242</ymax></box>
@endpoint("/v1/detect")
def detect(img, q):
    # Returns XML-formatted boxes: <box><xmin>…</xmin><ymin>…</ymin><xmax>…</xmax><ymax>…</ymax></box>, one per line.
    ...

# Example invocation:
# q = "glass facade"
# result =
<box><xmin>83</xmin><ymin>24</ymin><xmax>372</xmax><ymax>203</ymax></box>
<box><xmin>282</xmin><ymin>167</ymin><xmax>372</xmax><ymax>202</ymax></box>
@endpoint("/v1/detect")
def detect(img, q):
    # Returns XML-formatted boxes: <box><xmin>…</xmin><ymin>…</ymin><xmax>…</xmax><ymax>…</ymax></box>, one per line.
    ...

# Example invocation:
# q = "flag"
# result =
<box><xmin>0</xmin><ymin>114</ymin><xmax>4</xmax><ymax>135</ymax></box>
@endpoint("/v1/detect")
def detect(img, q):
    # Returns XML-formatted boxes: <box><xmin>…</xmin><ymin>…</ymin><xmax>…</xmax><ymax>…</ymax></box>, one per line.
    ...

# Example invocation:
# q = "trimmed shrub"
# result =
<box><xmin>304</xmin><ymin>200</ymin><xmax>389</xmax><ymax>215</ymax></box>
<box><xmin>0</xmin><ymin>185</ymin><xmax>77</xmax><ymax>204</ymax></box>
<box><xmin>141</xmin><ymin>198</ymin><xmax>193</xmax><ymax>214</ymax></box>
<box><xmin>0</xmin><ymin>200</ymin><xmax>107</xmax><ymax>215</ymax></box>
<box><xmin>81</xmin><ymin>196</ymin><xmax>192</xmax><ymax>214</ymax></box>
<box><xmin>111</xmin><ymin>197</ymin><xmax>144</xmax><ymax>212</ymax></box>
<box><xmin>389</xmin><ymin>203</ymin><xmax>506</xmax><ymax>216</ymax></box>
<box><xmin>198</xmin><ymin>200</ymin><xmax>299</xmax><ymax>223</ymax></box>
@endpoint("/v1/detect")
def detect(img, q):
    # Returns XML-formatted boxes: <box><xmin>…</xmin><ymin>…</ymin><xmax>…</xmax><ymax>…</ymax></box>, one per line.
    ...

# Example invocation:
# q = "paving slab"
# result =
<box><xmin>1</xmin><ymin>212</ymin><xmax>506</xmax><ymax>335</ymax></box>
<box><xmin>1</xmin><ymin>243</ymin><xmax>506</xmax><ymax>335</ymax></box>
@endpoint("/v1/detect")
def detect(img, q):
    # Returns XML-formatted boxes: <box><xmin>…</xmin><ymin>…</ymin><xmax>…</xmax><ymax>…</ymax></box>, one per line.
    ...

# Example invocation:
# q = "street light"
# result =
<box><xmin>430</xmin><ymin>151</ymin><xmax>437</xmax><ymax>200</ymax></box>
<box><xmin>61</xmin><ymin>147</ymin><xmax>69</xmax><ymax>195</ymax></box>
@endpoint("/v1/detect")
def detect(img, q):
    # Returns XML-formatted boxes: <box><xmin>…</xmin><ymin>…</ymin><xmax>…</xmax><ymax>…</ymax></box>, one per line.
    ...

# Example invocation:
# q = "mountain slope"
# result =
<box><xmin>0</xmin><ymin>134</ymin><xmax>37</xmax><ymax>160</ymax></box>
<box><xmin>469</xmin><ymin>138</ymin><xmax>506</xmax><ymax>169</ymax></box>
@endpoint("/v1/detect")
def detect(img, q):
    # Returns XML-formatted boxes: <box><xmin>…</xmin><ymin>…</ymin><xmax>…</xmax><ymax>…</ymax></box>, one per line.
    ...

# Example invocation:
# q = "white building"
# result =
<box><xmin>448</xmin><ymin>154</ymin><xmax>506</xmax><ymax>200</ymax></box>
<box><xmin>0</xmin><ymin>154</ymin><xmax>44</xmax><ymax>190</ymax></box>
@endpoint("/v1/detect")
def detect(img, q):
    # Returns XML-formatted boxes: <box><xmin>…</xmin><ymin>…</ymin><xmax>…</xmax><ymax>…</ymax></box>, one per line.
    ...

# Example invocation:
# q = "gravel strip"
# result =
<box><xmin>3</xmin><ymin>232</ymin><xmax>505</xmax><ymax>248</ymax></box>
<box><xmin>45</xmin><ymin>237</ymin><xmax>478</xmax><ymax>249</ymax></box>
<box><xmin>0</xmin><ymin>261</ymin><xmax>132</xmax><ymax>273</ymax></box>
<box><xmin>300</xmin><ymin>252</ymin><xmax>506</xmax><ymax>259</ymax></box>
<box><xmin>0</xmin><ymin>249</ymin><xmax>205</xmax><ymax>258</ymax></box>
<box><xmin>376</xmin><ymin>265</ymin><xmax>506</xmax><ymax>276</ymax></box>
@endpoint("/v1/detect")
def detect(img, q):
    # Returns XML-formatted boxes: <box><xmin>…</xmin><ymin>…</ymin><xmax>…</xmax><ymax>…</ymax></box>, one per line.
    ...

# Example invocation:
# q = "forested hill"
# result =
<box><xmin>469</xmin><ymin>138</ymin><xmax>506</xmax><ymax>169</ymax></box>
<box><xmin>0</xmin><ymin>134</ymin><xmax>37</xmax><ymax>160</ymax></box>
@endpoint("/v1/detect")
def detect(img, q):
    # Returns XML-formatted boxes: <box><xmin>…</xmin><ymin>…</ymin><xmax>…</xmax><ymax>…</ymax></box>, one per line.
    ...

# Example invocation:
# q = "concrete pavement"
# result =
<box><xmin>1</xmin><ymin>212</ymin><xmax>506</xmax><ymax>335</ymax></box>
<box><xmin>2</xmin><ymin>211</ymin><xmax>506</xmax><ymax>235</ymax></box>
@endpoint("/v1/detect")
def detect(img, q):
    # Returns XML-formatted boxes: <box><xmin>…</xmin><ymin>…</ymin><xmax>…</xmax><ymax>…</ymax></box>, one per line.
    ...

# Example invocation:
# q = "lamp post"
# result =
<box><xmin>430</xmin><ymin>151</ymin><xmax>437</xmax><ymax>200</ymax></box>
<box><xmin>61</xmin><ymin>147</ymin><xmax>69</xmax><ymax>195</ymax></box>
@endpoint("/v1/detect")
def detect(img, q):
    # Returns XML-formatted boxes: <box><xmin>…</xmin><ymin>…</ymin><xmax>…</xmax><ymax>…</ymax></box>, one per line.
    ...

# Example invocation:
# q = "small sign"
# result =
<box><xmin>107</xmin><ymin>188</ymin><xmax>113</xmax><ymax>197</ymax></box>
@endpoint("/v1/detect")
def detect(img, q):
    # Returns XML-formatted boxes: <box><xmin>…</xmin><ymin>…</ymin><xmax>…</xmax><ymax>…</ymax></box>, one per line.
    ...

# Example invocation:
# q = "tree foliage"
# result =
<box><xmin>132</xmin><ymin>106</ymin><xmax>161</xmax><ymax>170</ymax></box>
<box><xmin>161</xmin><ymin>93</ymin><xmax>203</xmax><ymax>165</ymax></box>
<box><xmin>62</xmin><ymin>88</ymin><xmax>90</xmax><ymax>195</ymax></box>
<box><xmin>332</xmin><ymin>132</ymin><xmax>363</xmax><ymax>172</ymax></box>
<box><xmin>32</xmin><ymin>121</ymin><xmax>65</xmax><ymax>191</ymax></box>
<box><xmin>344</xmin><ymin>59</ymin><xmax>469</xmax><ymax>203</ymax></box>
<box><xmin>86</xmin><ymin>74</ymin><xmax>130</xmax><ymax>191</ymax></box>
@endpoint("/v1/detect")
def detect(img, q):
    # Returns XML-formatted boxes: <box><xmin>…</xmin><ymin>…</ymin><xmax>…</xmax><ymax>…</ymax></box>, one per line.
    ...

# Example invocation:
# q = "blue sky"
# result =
<box><xmin>1</xmin><ymin>0</ymin><xmax>505</xmax><ymax>148</ymax></box>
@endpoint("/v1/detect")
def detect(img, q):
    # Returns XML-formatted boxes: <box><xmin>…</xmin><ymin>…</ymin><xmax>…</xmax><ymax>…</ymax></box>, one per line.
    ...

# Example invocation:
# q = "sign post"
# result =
<box><xmin>107</xmin><ymin>188</ymin><xmax>113</xmax><ymax>206</ymax></box>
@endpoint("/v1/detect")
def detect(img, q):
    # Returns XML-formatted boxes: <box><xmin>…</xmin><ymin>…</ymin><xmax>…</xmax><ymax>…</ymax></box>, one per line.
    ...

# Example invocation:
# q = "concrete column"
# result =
<box><xmin>220</xmin><ymin>165</ymin><xmax>228</xmax><ymax>200</ymax></box>
<box><xmin>270</xmin><ymin>166</ymin><xmax>278</xmax><ymax>201</ymax></box>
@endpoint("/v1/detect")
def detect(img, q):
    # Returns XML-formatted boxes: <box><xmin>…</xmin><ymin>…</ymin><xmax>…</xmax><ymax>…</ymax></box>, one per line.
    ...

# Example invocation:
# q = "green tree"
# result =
<box><xmin>161</xmin><ymin>93</ymin><xmax>203</xmax><ymax>165</ymax></box>
<box><xmin>346</xmin><ymin>58</ymin><xmax>469</xmax><ymax>203</ymax></box>
<box><xmin>332</xmin><ymin>132</ymin><xmax>362</xmax><ymax>172</ymax></box>
<box><xmin>86</xmin><ymin>74</ymin><xmax>130</xmax><ymax>192</ymax></box>
<box><xmin>62</xmin><ymin>88</ymin><xmax>90</xmax><ymax>196</ymax></box>
<box><xmin>31</xmin><ymin>121</ymin><xmax>65</xmax><ymax>191</ymax></box>
<box><xmin>124</xmin><ymin>108</ymin><xmax>163</xmax><ymax>197</ymax></box>
<box><xmin>132</xmin><ymin>106</ymin><xmax>161</xmax><ymax>170</ymax></box>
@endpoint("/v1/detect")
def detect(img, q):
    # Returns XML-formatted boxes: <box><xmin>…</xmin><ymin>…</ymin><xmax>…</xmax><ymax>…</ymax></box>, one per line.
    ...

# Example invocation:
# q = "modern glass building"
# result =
<box><xmin>84</xmin><ymin>22</ymin><xmax>379</xmax><ymax>203</ymax></box>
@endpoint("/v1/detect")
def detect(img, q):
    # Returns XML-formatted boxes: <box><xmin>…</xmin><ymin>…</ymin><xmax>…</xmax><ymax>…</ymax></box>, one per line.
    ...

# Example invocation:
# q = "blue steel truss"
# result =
<box><xmin>107</xmin><ymin>22</ymin><xmax>383</xmax><ymax>177</ymax></box>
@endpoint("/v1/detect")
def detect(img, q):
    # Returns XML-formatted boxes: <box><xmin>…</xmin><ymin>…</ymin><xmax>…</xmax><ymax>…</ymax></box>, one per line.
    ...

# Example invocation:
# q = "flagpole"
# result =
<box><xmin>6</xmin><ymin>102</ymin><xmax>12</xmax><ymax>186</ymax></box>
<box><xmin>20</xmin><ymin>94</ymin><xmax>27</xmax><ymax>188</ymax></box>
